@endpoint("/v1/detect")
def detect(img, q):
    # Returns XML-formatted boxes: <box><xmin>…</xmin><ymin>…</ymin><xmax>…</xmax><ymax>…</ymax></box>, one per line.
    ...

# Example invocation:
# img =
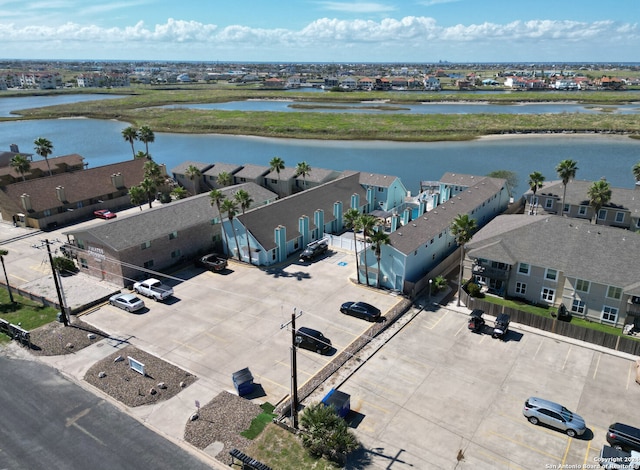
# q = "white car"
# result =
<box><xmin>109</xmin><ymin>293</ymin><xmax>145</xmax><ymax>312</ymax></box>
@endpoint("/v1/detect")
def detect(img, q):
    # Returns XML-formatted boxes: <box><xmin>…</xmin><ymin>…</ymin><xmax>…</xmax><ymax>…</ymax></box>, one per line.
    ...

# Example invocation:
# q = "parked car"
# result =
<box><xmin>492</xmin><ymin>313</ymin><xmax>510</xmax><ymax>339</ymax></box>
<box><xmin>299</xmin><ymin>240</ymin><xmax>329</xmax><ymax>262</ymax></box>
<box><xmin>94</xmin><ymin>209</ymin><xmax>117</xmax><ymax>219</ymax></box>
<box><xmin>196</xmin><ymin>253</ymin><xmax>228</xmax><ymax>272</ymax></box>
<box><xmin>523</xmin><ymin>397</ymin><xmax>586</xmax><ymax>437</ymax></box>
<box><xmin>340</xmin><ymin>301</ymin><xmax>381</xmax><ymax>322</ymax></box>
<box><xmin>607</xmin><ymin>423</ymin><xmax>640</xmax><ymax>452</ymax></box>
<box><xmin>133</xmin><ymin>278</ymin><xmax>174</xmax><ymax>301</ymax></box>
<box><xmin>109</xmin><ymin>293</ymin><xmax>145</xmax><ymax>312</ymax></box>
<box><xmin>468</xmin><ymin>309</ymin><xmax>485</xmax><ymax>333</ymax></box>
<box><xmin>599</xmin><ymin>445</ymin><xmax>640</xmax><ymax>470</ymax></box>
<box><xmin>295</xmin><ymin>327</ymin><xmax>332</xmax><ymax>354</ymax></box>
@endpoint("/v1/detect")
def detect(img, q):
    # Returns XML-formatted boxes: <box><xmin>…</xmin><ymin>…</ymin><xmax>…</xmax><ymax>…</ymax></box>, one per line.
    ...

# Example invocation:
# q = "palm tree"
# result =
<box><xmin>216</xmin><ymin>171</ymin><xmax>232</xmax><ymax>187</ymax></box>
<box><xmin>633</xmin><ymin>162</ymin><xmax>640</xmax><ymax>184</ymax></box>
<box><xmin>128</xmin><ymin>185</ymin><xmax>146</xmax><ymax>210</ymax></box>
<box><xmin>210</xmin><ymin>189</ymin><xmax>230</xmax><ymax>256</ymax></box>
<box><xmin>121</xmin><ymin>126</ymin><xmax>139</xmax><ymax>159</ymax></box>
<box><xmin>295</xmin><ymin>161</ymin><xmax>312</xmax><ymax>189</ymax></box>
<box><xmin>588</xmin><ymin>179</ymin><xmax>612</xmax><ymax>224</ymax></box>
<box><xmin>33</xmin><ymin>137</ymin><xmax>53</xmax><ymax>176</ymax></box>
<box><xmin>235</xmin><ymin>189</ymin><xmax>254</xmax><ymax>264</ymax></box>
<box><xmin>359</xmin><ymin>214</ymin><xmax>378</xmax><ymax>287</ymax></box>
<box><xmin>140</xmin><ymin>177</ymin><xmax>157</xmax><ymax>209</ymax></box>
<box><xmin>555</xmin><ymin>159</ymin><xmax>578</xmax><ymax>215</ymax></box>
<box><xmin>135</xmin><ymin>150</ymin><xmax>149</xmax><ymax>160</ymax></box>
<box><xmin>221</xmin><ymin>199</ymin><xmax>241</xmax><ymax>261</ymax></box>
<box><xmin>369</xmin><ymin>228</ymin><xmax>390</xmax><ymax>288</ymax></box>
<box><xmin>450</xmin><ymin>213</ymin><xmax>477</xmax><ymax>307</ymax></box>
<box><xmin>171</xmin><ymin>186</ymin><xmax>188</xmax><ymax>200</ymax></box>
<box><xmin>10</xmin><ymin>154</ymin><xmax>31</xmax><ymax>181</ymax></box>
<box><xmin>185</xmin><ymin>165</ymin><xmax>202</xmax><ymax>195</ymax></box>
<box><xmin>269</xmin><ymin>156</ymin><xmax>285</xmax><ymax>195</ymax></box>
<box><xmin>527</xmin><ymin>171</ymin><xmax>545</xmax><ymax>214</ymax></box>
<box><xmin>344</xmin><ymin>208</ymin><xmax>362</xmax><ymax>283</ymax></box>
<box><xmin>0</xmin><ymin>249</ymin><xmax>14</xmax><ymax>303</ymax></box>
<box><xmin>138</xmin><ymin>125</ymin><xmax>155</xmax><ymax>157</ymax></box>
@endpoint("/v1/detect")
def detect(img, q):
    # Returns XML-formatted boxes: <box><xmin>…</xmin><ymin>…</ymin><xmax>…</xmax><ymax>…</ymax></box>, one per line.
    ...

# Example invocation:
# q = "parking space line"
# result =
<box><xmin>560</xmin><ymin>437</ymin><xmax>572</xmax><ymax>467</ymax></box>
<box><xmin>475</xmin><ymin>448</ymin><xmax>523</xmax><ymax>469</ymax></box>
<box><xmin>533</xmin><ymin>340</ymin><xmax>543</xmax><ymax>360</ymax></box>
<box><xmin>9</xmin><ymin>273</ymin><xmax>28</xmax><ymax>282</ymax></box>
<box><xmin>454</xmin><ymin>322</ymin><xmax>466</xmax><ymax>336</ymax></box>
<box><xmin>254</xmin><ymin>374</ymin><xmax>289</xmax><ymax>393</ymax></box>
<box><xmin>421</xmin><ymin>310</ymin><xmax>448</xmax><ymax>331</ymax></box>
<box><xmin>562</xmin><ymin>346</ymin><xmax>572</xmax><ymax>370</ymax></box>
<box><xmin>593</xmin><ymin>352</ymin><xmax>601</xmax><ymax>380</ymax></box>
<box><xmin>628</xmin><ymin>361</ymin><xmax>636</xmax><ymax>390</ymax></box>
<box><xmin>170</xmin><ymin>338</ymin><xmax>203</xmax><ymax>353</ymax></box>
<box><xmin>488</xmin><ymin>431</ymin><xmax>561</xmax><ymax>460</ymax></box>
<box><xmin>204</xmin><ymin>332</ymin><xmax>228</xmax><ymax>343</ymax></box>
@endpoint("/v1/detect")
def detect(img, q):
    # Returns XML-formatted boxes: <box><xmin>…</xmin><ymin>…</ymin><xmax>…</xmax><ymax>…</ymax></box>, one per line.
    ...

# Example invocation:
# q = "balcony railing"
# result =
<box><xmin>472</xmin><ymin>264</ymin><xmax>509</xmax><ymax>281</ymax></box>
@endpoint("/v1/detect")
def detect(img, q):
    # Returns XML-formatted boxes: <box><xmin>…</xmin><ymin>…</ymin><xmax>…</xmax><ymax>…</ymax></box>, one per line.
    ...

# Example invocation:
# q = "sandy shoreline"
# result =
<box><xmin>477</xmin><ymin>132</ymin><xmax>639</xmax><ymax>142</ymax></box>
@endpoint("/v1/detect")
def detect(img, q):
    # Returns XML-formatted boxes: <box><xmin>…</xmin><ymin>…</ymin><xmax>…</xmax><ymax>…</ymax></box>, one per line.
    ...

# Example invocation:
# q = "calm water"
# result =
<box><xmin>1</xmin><ymin>94</ymin><xmax>639</xmax><ymax>197</ymax></box>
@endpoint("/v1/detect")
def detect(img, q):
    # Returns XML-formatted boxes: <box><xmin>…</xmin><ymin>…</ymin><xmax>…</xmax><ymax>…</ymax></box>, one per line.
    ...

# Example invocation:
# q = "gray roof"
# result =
<box><xmin>466</xmin><ymin>214</ymin><xmax>640</xmax><ymax>291</ymax></box>
<box><xmin>389</xmin><ymin>176</ymin><xmax>507</xmax><ymax>254</ymax></box>
<box><xmin>440</xmin><ymin>172</ymin><xmax>489</xmax><ymax>187</ymax></box>
<box><xmin>533</xmin><ymin>179</ymin><xmax>640</xmax><ymax>215</ymax></box>
<box><xmin>170</xmin><ymin>161</ymin><xmax>213</xmax><ymax>175</ymax></box>
<box><xmin>296</xmin><ymin>167</ymin><xmax>340</xmax><ymax>184</ymax></box>
<box><xmin>202</xmin><ymin>162</ymin><xmax>243</xmax><ymax>177</ymax></box>
<box><xmin>237</xmin><ymin>173</ymin><xmax>366</xmax><ymax>251</ymax></box>
<box><xmin>65</xmin><ymin>182</ymin><xmax>274</xmax><ymax>251</ymax></box>
<box><xmin>265</xmin><ymin>166</ymin><xmax>297</xmax><ymax>180</ymax></box>
<box><xmin>355</xmin><ymin>171</ymin><xmax>401</xmax><ymax>188</ymax></box>
<box><xmin>234</xmin><ymin>164</ymin><xmax>270</xmax><ymax>180</ymax></box>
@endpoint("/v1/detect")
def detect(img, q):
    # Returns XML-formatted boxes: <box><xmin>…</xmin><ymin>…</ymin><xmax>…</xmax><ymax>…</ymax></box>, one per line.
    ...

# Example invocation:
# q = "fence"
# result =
<box><xmin>464</xmin><ymin>293</ymin><xmax>640</xmax><ymax>356</ymax></box>
<box><xmin>0</xmin><ymin>318</ymin><xmax>31</xmax><ymax>348</ymax></box>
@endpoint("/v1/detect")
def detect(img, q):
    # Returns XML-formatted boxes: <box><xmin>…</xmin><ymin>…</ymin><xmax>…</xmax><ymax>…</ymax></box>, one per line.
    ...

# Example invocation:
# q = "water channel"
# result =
<box><xmin>1</xmin><ymin>94</ymin><xmax>639</xmax><ymax>197</ymax></box>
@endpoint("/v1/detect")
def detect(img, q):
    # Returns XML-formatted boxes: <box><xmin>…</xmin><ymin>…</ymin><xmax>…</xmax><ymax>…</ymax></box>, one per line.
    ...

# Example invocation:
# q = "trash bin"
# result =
<box><xmin>232</xmin><ymin>368</ymin><xmax>254</xmax><ymax>397</ymax></box>
<box><xmin>321</xmin><ymin>388</ymin><xmax>350</xmax><ymax>418</ymax></box>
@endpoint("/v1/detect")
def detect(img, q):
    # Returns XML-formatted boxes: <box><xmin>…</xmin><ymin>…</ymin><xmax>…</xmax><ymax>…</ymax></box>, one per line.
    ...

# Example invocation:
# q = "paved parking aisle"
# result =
<box><xmin>337</xmin><ymin>306</ymin><xmax>640</xmax><ymax>469</ymax></box>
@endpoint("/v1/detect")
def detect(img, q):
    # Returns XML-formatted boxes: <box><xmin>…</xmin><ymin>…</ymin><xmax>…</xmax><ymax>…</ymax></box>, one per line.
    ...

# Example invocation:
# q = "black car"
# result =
<box><xmin>492</xmin><ymin>313</ymin><xmax>511</xmax><ymax>339</ymax></box>
<box><xmin>607</xmin><ymin>423</ymin><xmax>640</xmax><ymax>452</ymax></box>
<box><xmin>196</xmin><ymin>253</ymin><xmax>228</xmax><ymax>272</ymax></box>
<box><xmin>468</xmin><ymin>309</ymin><xmax>485</xmax><ymax>333</ymax></box>
<box><xmin>295</xmin><ymin>327</ymin><xmax>332</xmax><ymax>354</ymax></box>
<box><xmin>299</xmin><ymin>241</ymin><xmax>329</xmax><ymax>262</ymax></box>
<box><xmin>340</xmin><ymin>301</ymin><xmax>381</xmax><ymax>322</ymax></box>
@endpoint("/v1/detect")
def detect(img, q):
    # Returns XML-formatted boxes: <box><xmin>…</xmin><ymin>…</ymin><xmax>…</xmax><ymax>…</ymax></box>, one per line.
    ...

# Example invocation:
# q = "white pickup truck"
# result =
<box><xmin>133</xmin><ymin>278</ymin><xmax>173</xmax><ymax>302</ymax></box>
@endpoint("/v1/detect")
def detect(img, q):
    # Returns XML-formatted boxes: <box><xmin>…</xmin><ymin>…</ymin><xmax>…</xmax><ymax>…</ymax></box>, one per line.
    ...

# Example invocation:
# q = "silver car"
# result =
<box><xmin>523</xmin><ymin>397</ymin><xmax>587</xmax><ymax>437</ymax></box>
<box><xmin>109</xmin><ymin>293</ymin><xmax>145</xmax><ymax>312</ymax></box>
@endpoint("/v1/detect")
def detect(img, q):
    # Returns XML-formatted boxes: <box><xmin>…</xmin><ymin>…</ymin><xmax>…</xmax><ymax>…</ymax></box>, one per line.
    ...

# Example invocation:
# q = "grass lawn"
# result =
<box><xmin>0</xmin><ymin>289</ymin><xmax>58</xmax><ymax>343</ymax></box>
<box><xmin>245</xmin><ymin>423</ymin><xmax>340</xmax><ymax>470</ymax></box>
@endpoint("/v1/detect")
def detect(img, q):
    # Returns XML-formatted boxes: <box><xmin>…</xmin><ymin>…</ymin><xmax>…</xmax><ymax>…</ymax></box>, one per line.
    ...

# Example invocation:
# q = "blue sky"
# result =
<box><xmin>1</xmin><ymin>0</ymin><xmax>638</xmax><ymax>62</ymax></box>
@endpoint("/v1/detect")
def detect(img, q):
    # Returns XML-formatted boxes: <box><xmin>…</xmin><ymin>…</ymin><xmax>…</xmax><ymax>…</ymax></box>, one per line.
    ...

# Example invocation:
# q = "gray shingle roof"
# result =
<box><xmin>389</xmin><ymin>176</ymin><xmax>506</xmax><ymax>254</ymax></box>
<box><xmin>237</xmin><ymin>173</ymin><xmax>366</xmax><ymax>251</ymax></box>
<box><xmin>170</xmin><ymin>161</ymin><xmax>213</xmax><ymax>175</ymax></box>
<box><xmin>356</xmin><ymin>171</ymin><xmax>400</xmax><ymax>188</ymax></box>
<box><xmin>202</xmin><ymin>163</ymin><xmax>243</xmax><ymax>177</ymax></box>
<box><xmin>234</xmin><ymin>164</ymin><xmax>270</xmax><ymax>179</ymax></box>
<box><xmin>466</xmin><ymin>214</ymin><xmax>640</xmax><ymax>290</ymax></box>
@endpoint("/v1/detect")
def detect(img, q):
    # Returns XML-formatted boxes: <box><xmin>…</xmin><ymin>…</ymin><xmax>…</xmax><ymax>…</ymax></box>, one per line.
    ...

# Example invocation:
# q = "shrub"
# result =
<box><xmin>299</xmin><ymin>403</ymin><xmax>359</xmax><ymax>464</ymax></box>
<box><xmin>52</xmin><ymin>256</ymin><xmax>78</xmax><ymax>275</ymax></box>
<box><xmin>465</xmin><ymin>281</ymin><xmax>484</xmax><ymax>298</ymax></box>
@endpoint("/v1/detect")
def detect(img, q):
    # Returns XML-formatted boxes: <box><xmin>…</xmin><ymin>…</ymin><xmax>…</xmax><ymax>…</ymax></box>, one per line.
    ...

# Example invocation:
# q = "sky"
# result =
<box><xmin>1</xmin><ymin>0</ymin><xmax>639</xmax><ymax>63</ymax></box>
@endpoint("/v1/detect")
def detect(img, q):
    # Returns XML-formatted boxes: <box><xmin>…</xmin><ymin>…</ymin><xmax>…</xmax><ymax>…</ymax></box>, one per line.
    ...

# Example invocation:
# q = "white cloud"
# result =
<box><xmin>317</xmin><ymin>2</ymin><xmax>395</xmax><ymax>13</ymax></box>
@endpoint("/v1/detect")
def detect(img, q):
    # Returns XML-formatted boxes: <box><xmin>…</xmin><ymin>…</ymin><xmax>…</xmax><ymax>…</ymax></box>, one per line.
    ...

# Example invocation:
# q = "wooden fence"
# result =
<box><xmin>464</xmin><ymin>293</ymin><xmax>640</xmax><ymax>356</ymax></box>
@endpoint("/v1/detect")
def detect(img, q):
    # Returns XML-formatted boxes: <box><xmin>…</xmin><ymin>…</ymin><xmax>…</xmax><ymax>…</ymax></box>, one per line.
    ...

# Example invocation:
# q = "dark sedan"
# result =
<box><xmin>340</xmin><ymin>301</ymin><xmax>381</xmax><ymax>322</ymax></box>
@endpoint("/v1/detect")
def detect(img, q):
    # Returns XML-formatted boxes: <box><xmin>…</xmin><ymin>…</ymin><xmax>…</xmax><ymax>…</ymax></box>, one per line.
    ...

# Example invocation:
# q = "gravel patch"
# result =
<box><xmin>28</xmin><ymin>318</ymin><xmax>109</xmax><ymax>356</ymax></box>
<box><xmin>84</xmin><ymin>344</ymin><xmax>197</xmax><ymax>407</ymax></box>
<box><xmin>184</xmin><ymin>391</ymin><xmax>263</xmax><ymax>465</ymax></box>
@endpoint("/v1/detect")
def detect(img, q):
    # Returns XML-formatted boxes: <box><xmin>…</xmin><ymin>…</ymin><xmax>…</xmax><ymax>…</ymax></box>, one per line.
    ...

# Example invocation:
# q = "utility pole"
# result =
<box><xmin>35</xmin><ymin>239</ymin><xmax>69</xmax><ymax>326</ymax></box>
<box><xmin>280</xmin><ymin>308</ymin><xmax>302</xmax><ymax>429</ymax></box>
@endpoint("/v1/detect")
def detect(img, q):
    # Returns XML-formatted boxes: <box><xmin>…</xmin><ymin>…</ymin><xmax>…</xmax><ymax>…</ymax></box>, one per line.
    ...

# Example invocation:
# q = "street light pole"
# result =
<box><xmin>44</xmin><ymin>239</ymin><xmax>68</xmax><ymax>326</ymax></box>
<box><xmin>280</xmin><ymin>307</ymin><xmax>302</xmax><ymax>429</ymax></box>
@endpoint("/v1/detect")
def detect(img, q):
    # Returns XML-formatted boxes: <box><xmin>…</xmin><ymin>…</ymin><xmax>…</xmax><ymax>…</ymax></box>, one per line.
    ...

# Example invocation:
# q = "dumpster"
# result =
<box><xmin>232</xmin><ymin>367</ymin><xmax>254</xmax><ymax>396</ymax></box>
<box><xmin>321</xmin><ymin>388</ymin><xmax>350</xmax><ymax>418</ymax></box>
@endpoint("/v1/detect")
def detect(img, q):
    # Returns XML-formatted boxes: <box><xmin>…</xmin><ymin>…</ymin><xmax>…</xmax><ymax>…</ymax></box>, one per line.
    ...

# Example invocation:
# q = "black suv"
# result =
<box><xmin>299</xmin><ymin>241</ymin><xmax>329</xmax><ymax>262</ymax></box>
<box><xmin>607</xmin><ymin>423</ymin><xmax>640</xmax><ymax>451</ymax></box>
<box><xmin>295</xmin><ymin>327</ymin><xmax>332</xmax><ymax>354</ymax></box>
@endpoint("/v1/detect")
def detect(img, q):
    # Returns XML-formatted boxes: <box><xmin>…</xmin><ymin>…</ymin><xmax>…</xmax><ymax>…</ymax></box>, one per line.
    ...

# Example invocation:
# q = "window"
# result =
<box><xmin>578</xmin><ymin>206</ymin><xmax>588</xmax><ymax>216</ymax></box>
<box><xmin>571</xmin><ymin>299</ymin><xmax>585</xmax><ymax>314</ymax></box>
<box><xmin>545</xmin><ymin>198</ymin><xmax>554</xmax><ymax>209</ymax></box>
<box><xmin>598</xmin><ymin>209</ymin><xmax>607</xmax><ymax>221</ymax></box>
<box><xmin>515</xmin><ymin>282</ymin><xmax>526</xmax><ymax>295</ymax></box>
<box><xmin>545</xmin><ymin>268</ymin><xmax>558</xmax><ymax>282</ymax></box>
<box><xmin>141</xmin><ymin>241</ymin><xmax>151</xmax><ymax>250</ymax></box>
<box><xmin>76</xmin><ymin>201</ymin><xmax>84</xmax><ymax>208</ymax></box>
<box><xmin>271</xmin><ymin>178</ymin><xmax>277</xmax><ymax>184</ymax></box>
<box><xmin>171</xmin><ymin>249</ymin><xmax>181</xmax><ymax>258</ymax></box>
<box><xmin>80</xmin><ymin>258</ymin><xmax>88</xmax><ymax>269</ymax></box>
<box><xmin>602</xmin><ymin>306</ymin><xmax>618</xmax><ymax>323</ymax></box>
<box><xmin>143</xmin><ymin>260</ymin><xmax>154</xmax><ymax>269</ymax></box>
<box><xmin>491</xmin><ymin>261</ymin><xmax>507</xmax><ymax>270</ymax></box>
<box><xmin>518</xmin><ymin>263</ymin><xmax>530</xmax><ymax>275</ymax></box>
<box><xmin>606</xmin><ymin>286</ymin><xmax>622</xmax><ymax>300</ymax></box>
<box><xmin>541</xmin><ymin>288</ymin><xmax>555</xmax><ymax>303</ymax></box>
<box><xmin>615</xmin><ymin>212</ymin><xmax>625</xmax><ymax>223</ymax></box>
<box><xmin>169</xmin><ymin>231</ymin><xmax>178</xmax><ymax>240</ymax></box>
<box><xmin>76</xmin><ymin>240</ymin><xmax>85</xmax><ymax>249</ymax></box>
<box><xmin>563</xmin><ymin>204</ymin><xmax>569</xmax><ymax>213</ymax></box>
<box><xmin>43</xmin><ymin>209</ymin><xmax>52</xmax><ymax>217</ymax></box>
<box><xmin>575</xmin><ymin>279</ymin><xmax>590</xmax><ymax>292</ymax></box>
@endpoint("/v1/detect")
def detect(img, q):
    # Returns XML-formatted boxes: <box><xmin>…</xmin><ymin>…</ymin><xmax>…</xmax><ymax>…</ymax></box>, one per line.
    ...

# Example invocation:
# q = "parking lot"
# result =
<box><xmin>4</xmin><ymin>219</ymin><xmax>640</xmax><ymax>469</ymax></box>
<box><xmin>339</xmin><ymin>305</ymin><xmax>640</xmax><ymax>469</ymax></box>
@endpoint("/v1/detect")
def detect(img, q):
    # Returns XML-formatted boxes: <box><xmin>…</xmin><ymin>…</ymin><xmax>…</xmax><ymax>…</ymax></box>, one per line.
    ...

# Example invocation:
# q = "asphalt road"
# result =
<box><xmin>0</xmin><ymin>356</ymin><xmax>212</xmax><ymax>470</ymax></box>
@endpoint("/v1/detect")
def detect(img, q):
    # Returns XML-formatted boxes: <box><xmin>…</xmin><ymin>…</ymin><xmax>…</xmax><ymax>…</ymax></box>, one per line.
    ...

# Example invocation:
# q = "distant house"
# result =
<box><xmin>358</xmin><ymin>77</ymin><xmax>374</xmax><ymax>91</ymax></box>
<box><xmin>170</xmin><ymin>161</ymin><xmax>213</xmax><ymax>195</ymax></box>
<box><xmin>294</xmin><ymin>166</ymin><xmax>341</xmax><ymax>191</ymax></box>
<box><xmin>0</xmin><ymin>154</ymin><xmax>85</xmax><ymax>185</ymax></box>
<box><xmin>466</xmin><ymin>215</ymin><xmax>640</xmax><ymax>328</ymax></box>
<box><xmin>0</xmin><ymin>159</ymin><xmax>148</xmax><ymax>229</ymax></box>
<box><xmin>423</xmin><ymin>76</ymin><xmax>441</xmax><ymax>90</ymax></box>
<box><xmin>202</xmin><ymin>162</ymin><xmax>243</xmax><ymax>189</ymax></box>
<box><xmin>64</xmin><ymin>183</ymin><xmax>276</xmax><ymax>286</ymax></box>
<box><xmin>524</xmin><ymin>179</ymin><xmax>640</xmax><ymax>230</ymax></box>
<box><xmin>233</xmin><ymin>164</ymin><xmax>271</xmax><ymax>188</ymax></box>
